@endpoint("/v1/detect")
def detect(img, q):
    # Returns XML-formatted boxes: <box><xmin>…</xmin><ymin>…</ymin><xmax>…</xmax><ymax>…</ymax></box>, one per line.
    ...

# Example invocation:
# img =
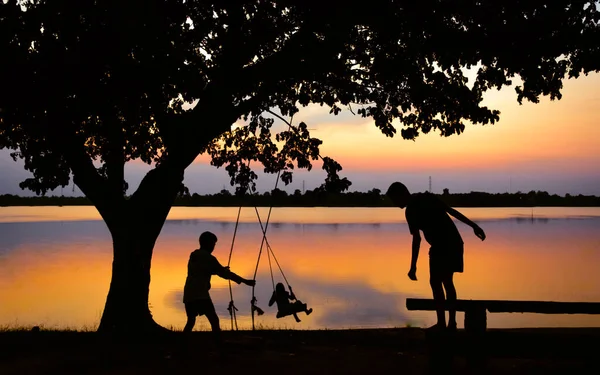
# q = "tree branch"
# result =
<box><xmin>65</xmin><ymin>144</ymin><xmax>122</xmax><ymax>226</ymax></box>
<box><xmin>162</xmin><ymin>8</ymin><xmax>360</xmax><ymax>173</ymax></box>
<box><xmin>45</xmin><ymin>112</ymin><xmax>121</xmax><ymax>226</ymax></box>
<box><xmin>106</xmin><ymin>117</ymin><xmax>126</xmax><ymax>197</ymax></box>
<box><xmin>266</xmin><ymin>109</ymin><xmax>326</xmax><ymax>162</ymax></box>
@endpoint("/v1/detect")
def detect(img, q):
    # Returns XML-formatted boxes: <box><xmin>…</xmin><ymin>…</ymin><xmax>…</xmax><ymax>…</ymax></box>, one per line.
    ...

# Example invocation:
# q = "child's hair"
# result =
<box><xmin>386</xmin><ymin>182</ymin><xmax>410</xmax><ymax>198</ymax></box>
<box><xmin>199</xmin><ymin>231</ymin><xmax>218</xmax><ymax>247</ymax></box>
<box><xmin>275</xmin><ymin>282</ymin><xmax>286</xmax><ymax>294</ymax></box>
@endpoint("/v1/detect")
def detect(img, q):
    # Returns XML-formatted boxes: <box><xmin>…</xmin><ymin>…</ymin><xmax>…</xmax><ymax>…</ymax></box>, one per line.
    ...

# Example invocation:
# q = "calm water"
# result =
<box><xmin>1</xmin><ymin>206</ymin><xmax>599</xmax><ymax>331</ymax></box>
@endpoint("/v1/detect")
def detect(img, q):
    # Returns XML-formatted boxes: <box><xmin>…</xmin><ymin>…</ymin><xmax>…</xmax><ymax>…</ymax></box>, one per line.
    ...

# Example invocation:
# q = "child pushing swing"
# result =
<box><xmin>269</xmin><ymin>282</ymin><xmax>313</xmax><ymax>323</ymax></box>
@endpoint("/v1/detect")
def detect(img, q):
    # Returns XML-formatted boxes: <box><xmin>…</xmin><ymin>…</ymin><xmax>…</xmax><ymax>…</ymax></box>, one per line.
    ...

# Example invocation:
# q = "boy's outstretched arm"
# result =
<box><xmin>213</xmin><ymin>258</ymin><xmax>256</xmax><ymax>286</ymax></box>
<box><xmin>446</xmin><ymin>206</ymin><xmax>486</xmax><ymax>241</ymax></box>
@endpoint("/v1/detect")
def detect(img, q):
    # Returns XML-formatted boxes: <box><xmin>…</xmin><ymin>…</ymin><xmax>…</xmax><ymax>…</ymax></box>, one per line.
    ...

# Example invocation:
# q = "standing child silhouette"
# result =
<box><xmin>183</xmin><ymin>231</ymin><xmax>255</xmax><ymax>343</ymax></box>
<box><xmin>386</xmin><ymin>182</ymin><xmax>486</xmax><ymax>331</ymax></box>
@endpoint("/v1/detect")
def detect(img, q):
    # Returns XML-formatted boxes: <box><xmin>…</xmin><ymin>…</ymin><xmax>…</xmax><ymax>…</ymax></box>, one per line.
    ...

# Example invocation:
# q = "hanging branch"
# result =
<box><xmin>266</xmin><ymin>109</ymin><xmax>351</xmax><ymax>193</ymax></box>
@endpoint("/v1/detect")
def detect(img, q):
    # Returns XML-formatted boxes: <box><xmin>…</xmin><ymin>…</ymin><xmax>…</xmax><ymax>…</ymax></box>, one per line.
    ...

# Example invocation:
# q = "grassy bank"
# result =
<box><xmin>1</xmin><ymin>327</ymin><xmax>599</xmax><ymax>374</ymax></box>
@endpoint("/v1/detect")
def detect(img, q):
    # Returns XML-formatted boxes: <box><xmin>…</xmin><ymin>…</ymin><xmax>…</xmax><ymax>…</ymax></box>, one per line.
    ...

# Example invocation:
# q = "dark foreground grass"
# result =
<box><xmin>1</xmin><ymin>328</ymin><xmax>599</xmax><ymax>375</ymax></box>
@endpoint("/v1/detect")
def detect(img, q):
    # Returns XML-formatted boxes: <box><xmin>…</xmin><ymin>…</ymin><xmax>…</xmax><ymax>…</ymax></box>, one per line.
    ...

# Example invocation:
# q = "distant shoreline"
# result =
<box><xmin>1</xmin><ymin>190</ymin><xmax>599</xmax><ymax>207</ymax></box>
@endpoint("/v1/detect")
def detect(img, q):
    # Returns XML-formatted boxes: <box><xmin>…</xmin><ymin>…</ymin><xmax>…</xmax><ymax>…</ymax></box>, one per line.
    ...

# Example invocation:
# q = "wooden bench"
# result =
<box><xmin>406</xmin><ymin>298</ymin><xmax>600</xmax><ymax>333</ymax></box>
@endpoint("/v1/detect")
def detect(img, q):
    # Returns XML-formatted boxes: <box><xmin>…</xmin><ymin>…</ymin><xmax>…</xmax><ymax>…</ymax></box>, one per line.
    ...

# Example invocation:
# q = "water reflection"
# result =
<box><xmin>0</xmin><ymin>220</ymin><xmax>109</xmax><ymax>256</ymax></box>
<box><xmin>0</xmin><ymin>207</ymin><xmax>599</xmax><ymax>330</ymax></box>
<box><xmin>164</xmin><ymin>272</ymin><xmax>411</xmax><ymax>329</ymax></box>
<box><xmin>2</xmin><ymin>206</ymin><xmax>600</xmax><ymax>224</ymax></box>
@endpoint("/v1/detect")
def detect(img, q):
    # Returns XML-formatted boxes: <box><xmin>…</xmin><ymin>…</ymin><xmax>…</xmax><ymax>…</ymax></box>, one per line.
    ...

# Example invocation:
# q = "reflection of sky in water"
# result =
<box><xmin>1</xmin><ymin>207</ymin><xmax>600</xmax><ymax>330</ymax></box>
<box><xmin>164</xmin><ymin>273</ymin><xmax>412</xmax><ymax>330</ymax></box>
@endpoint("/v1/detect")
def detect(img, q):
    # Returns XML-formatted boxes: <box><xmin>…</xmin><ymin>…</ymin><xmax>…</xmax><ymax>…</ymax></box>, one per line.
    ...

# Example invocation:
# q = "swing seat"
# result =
<box><xmin>276</xmin><ymin>301</ymin><xmax>307</xmax><ymax>318</ymax></box>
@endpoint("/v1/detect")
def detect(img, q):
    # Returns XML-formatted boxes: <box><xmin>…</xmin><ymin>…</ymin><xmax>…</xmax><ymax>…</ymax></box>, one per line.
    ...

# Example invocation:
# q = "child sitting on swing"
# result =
<box><xmin>269</xmin><ymin>282</ymin><xmax>313</xmax><ymax>323</ymax></box>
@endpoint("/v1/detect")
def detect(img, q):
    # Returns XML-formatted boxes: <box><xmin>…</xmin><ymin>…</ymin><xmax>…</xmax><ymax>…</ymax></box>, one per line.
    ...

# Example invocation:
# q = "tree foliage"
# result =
<box><xmin>1</xmin><ymin>0</ymin><xmax>598</xmax><ymax>197</ymax></box>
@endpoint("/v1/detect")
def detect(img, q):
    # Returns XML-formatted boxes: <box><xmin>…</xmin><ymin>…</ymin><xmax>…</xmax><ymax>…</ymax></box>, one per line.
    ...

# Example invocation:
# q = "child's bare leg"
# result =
<box><xmin>442</xmin><ymin>273</ymin><xmax>457</xmax><ymax>328</ymax></box>
<box><xmin>205</xmin><ymin>306</ymin><xmax>222</xmax><ymax>346</ymax></box>
<box><xmin>180</xmin><ymin>314</ymin><xmax>196</xmax><ymax>355</ymax></box>
<box><xmin>297</xmin><ymin>302</ymin><xmax>313</xmax><ymax>315</ymax></box>
<box><xmin>183</xmin><ymin>315</ymin><xmax>196</xmax><ymax>333</ymax></box>
<box><xmin>293</xmin><ymin>313</ymin><xmax>301</xmax><ymax>322</ymax></box>
<box><xmin>429</xmin><ymin>274</ymin><xmax>446</xmax><ymax>328</ymax></box>
<box><xmin>183</xmin><ymin>304</ymin><xmax>196</xmax><ymax>333</ymax></box>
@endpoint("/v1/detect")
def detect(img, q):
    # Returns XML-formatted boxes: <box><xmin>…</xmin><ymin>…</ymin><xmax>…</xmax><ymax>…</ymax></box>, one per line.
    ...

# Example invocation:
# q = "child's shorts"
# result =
<box><xmin>185</xmin><ymin>298</ymin><xmax>217</xmax><ymax>317</ymax></box>
<box><xmin>429</xmin><ymin>244</ymin><xmax>464</xmax><ymax>276</ymax></box>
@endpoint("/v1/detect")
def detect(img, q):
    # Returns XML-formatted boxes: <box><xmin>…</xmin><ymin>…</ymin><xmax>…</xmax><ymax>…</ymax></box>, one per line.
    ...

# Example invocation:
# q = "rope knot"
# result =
<box><xmin>251</xmin><ymin>296</ymin><xmax>265</xmax><ymax>316</ymax></box>
<box><xmin>227</xmin><ymin>300</ymin><xmax>238</xmax><ymax>315</ymax></box>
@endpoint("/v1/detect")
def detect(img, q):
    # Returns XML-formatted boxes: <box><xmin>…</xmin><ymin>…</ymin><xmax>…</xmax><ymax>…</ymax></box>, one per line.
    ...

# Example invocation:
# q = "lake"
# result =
<box><xmin>1</xmin><ymin>206</ymin><xmax>599</xmax><ymax>331</ymax></box>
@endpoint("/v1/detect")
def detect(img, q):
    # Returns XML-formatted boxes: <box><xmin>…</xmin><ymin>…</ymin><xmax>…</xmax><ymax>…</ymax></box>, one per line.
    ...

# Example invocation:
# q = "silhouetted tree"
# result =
<box><xmin>177</xmin><ymin>184</ymin><xmax>191</xmax><ymax>198</ymax></box>
<box><xmin>1</xmin><ymin>1</ymin><xmax>598</xmax><ymax>333</ymax></box>
<box><xmin>368</xmin><ymin>188</ymin><xmax>382</xmax><ymax>196</ymax></box>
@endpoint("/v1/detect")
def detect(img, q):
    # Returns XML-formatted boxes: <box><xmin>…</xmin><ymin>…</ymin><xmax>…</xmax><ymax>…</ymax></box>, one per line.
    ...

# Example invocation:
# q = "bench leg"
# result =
<box><xmin>464</xmin><ymin>305</ymin><xmax>488</xmax><ymax>372</ymax></box>
<box><xmin>464</xmin><ymin>305</ymin><xmax>487</xmax><ymax>334</ymax></box>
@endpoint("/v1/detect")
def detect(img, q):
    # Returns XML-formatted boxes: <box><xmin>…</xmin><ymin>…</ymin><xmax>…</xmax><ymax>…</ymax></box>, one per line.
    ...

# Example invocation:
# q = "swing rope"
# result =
<box><xmin>226</xmin><ymin>204</ymin><xmax>243</xmax><ymax>331</ymax></box>
<box><xmin>266</xmin><ymin>235</ymin><xmax>276</xmax><ymax>290</ymax></box>
<box><xmin>225</xmin><ymin>158</ymin><xmax>253</xmax><ymax>331</ymax></box>
<box><xmin>228</xmin><ymin>111</ymin><xmax>311</xmax><ymax>329</ymax></box>
<box><xmin>250</xmin><ymin>169</ymin><xmax>281</xmax><ymax>330</ymax></box>
<box><xmin>226</xmin><ymin>164</ymin><xmax>287</xmax><ymax>330</ymax></box>
<box><xmin>253</xmin><ymin>207</ymin><xmax>292</xmax><ymax>290</ymax></box>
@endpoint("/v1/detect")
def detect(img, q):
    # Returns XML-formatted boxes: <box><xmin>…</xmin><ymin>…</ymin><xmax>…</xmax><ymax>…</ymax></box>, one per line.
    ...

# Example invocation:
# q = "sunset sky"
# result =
<box><xmin>1</xmin><ymin>72</ymin><xmax>598</xmax><ymax>196</ymax></box>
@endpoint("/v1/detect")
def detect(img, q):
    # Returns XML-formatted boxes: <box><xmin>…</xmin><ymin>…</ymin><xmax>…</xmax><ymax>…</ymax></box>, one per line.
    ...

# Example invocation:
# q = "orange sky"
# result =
<box><xmin>177</xmin><ymin>72</ymin><xmax>600</xmax><ymax>195</ymax></box>
<box><xmin>197</xmin><ymin>73</ymin><xmax>600</xmax><ymax>173</ymax></box>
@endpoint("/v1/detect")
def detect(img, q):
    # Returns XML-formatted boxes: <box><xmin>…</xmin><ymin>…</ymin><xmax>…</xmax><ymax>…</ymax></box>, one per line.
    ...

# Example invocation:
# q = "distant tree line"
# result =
<box><xmin>1</xmin><ymin>188</ymin><xmax>598</xmax><ymax>207</ymax></box>
<box><xmin>437</xmin><ymin>189</ymin><xmax>600</xmax><ymax>207</ymax></box>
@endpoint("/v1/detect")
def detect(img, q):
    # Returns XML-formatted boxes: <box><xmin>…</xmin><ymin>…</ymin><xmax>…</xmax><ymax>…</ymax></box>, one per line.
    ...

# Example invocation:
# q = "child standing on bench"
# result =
<box><xmin>386</xmin><ymin>182</ymin><xmax>486</xmax><ymax>331</ymax></box>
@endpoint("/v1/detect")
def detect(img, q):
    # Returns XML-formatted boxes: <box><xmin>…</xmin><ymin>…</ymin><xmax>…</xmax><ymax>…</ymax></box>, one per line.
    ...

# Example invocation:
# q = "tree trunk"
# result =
<box><xmin>97</xmin><ymin>166</ymin><xmax>184</xmax><ymax>334</ymax></box>
<box><xmin>92</xmin><ymin>105</ymin><xmax>226</xmax><ymax>334</ymax></box>
<box><xmin>97</xmin><ymin>221</ymin><xmax>163</xmax><ymax>333</ymax></box>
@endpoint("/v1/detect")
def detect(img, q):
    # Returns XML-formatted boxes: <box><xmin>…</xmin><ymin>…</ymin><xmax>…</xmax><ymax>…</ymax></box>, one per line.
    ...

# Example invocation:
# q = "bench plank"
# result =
<box><xmin>406</xmin><ymin>298</ymin><xmax>600</xmax><ymax>314</ymax></box>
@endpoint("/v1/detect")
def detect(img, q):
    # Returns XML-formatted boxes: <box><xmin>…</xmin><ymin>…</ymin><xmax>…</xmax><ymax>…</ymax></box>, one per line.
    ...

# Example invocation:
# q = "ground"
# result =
<box><xmin>1</xmin><ymin>328</ymin><xmax>599</xmax><ymax>374</ymax></box>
